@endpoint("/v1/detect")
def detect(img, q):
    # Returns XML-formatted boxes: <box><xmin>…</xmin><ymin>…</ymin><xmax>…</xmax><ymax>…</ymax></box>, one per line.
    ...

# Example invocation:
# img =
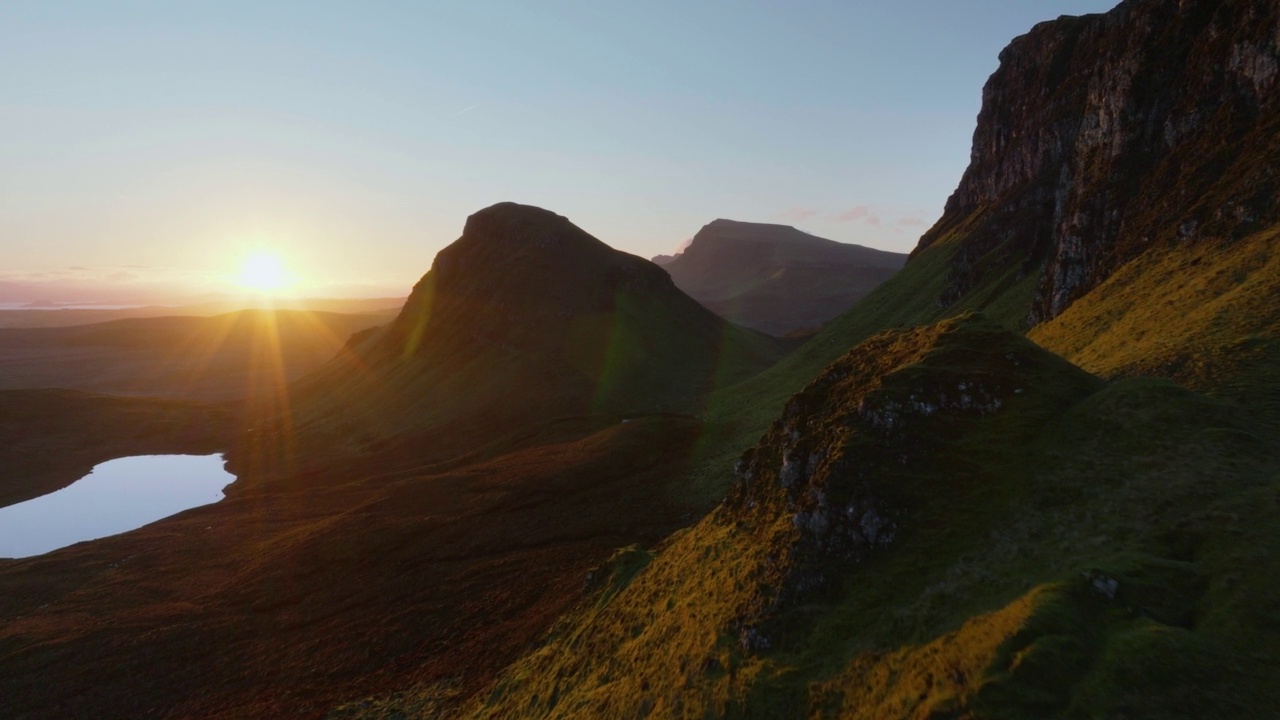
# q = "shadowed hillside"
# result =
<box><xmin>0</xmin><ymin>413</ymin><xmax>704</xmax><ymax>719</ymax></box>
<box><xmin>0</xmin><ymin>389</ymin><xmax>233</xmax><ymax>508</ymax></box>
<box><xmin>0</xmin><ymin>204</ymin><xmax>787</xmax><ymax>719</ymax></box>
<box><xmin>282</xmin><ymin>203</ymin><xmax>786</xmax><ymax>456</ymax></box>
<box><xmin>657</xmin><ymin>220</ymin><xmax>905</xmax><ymax>335</ymax></box>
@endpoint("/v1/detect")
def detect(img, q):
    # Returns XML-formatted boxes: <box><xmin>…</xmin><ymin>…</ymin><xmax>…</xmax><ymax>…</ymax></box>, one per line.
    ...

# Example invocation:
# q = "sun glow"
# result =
<box><xmin>237</xmin><ymin>251</ymin><xmax>293</xmax><ymax>294</ymax></box>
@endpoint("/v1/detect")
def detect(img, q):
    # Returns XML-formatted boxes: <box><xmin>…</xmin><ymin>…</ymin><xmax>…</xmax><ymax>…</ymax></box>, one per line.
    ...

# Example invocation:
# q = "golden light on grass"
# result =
<box><xmin>237</xmin><ymin>251</ymin><xmax>293</xmax><ymax>294</ymax></box>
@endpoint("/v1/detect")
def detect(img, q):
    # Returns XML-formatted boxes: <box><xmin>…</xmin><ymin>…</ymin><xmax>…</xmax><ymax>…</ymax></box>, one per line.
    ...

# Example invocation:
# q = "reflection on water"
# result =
<box><xmin>0</xmin><ymin>454</ymin><xmax>233</xmax><ymax>559</ymax></box>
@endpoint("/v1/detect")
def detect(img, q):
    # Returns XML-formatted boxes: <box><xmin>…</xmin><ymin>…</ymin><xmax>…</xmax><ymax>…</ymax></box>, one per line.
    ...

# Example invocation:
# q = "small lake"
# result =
<box><xmin>0</xmin><ymin>454</ymin><xmax>233</xmax><ymax>559</ymax></box>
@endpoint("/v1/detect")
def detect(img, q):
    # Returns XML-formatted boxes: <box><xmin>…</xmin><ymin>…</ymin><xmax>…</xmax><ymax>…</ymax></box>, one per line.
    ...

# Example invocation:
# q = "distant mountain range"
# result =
<box><xmin>0</xmin><ymin>309</ymin><xmax>395</xmax><ymax>402</ymax></box>
<box><xmin>655</xmin><ymin>220</ymin><xmax>906</xmax><ymax>335</ymax></box>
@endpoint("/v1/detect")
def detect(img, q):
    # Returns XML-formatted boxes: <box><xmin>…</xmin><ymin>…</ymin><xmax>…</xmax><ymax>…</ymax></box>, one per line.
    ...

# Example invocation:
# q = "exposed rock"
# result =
<box><xmin>1086</xmin><ymin>570</ymin><xmax>1121</xmax><ymax>600</ymax></box>
<box><xmin>915</xmin><ymin>0</ymin><xmax>1280</xmax><ymax>324</ymax></box>
<box><xmin>717</xmin><ymin>314</ymin><xmax>1102</xmax><ymax>646</ymax></box>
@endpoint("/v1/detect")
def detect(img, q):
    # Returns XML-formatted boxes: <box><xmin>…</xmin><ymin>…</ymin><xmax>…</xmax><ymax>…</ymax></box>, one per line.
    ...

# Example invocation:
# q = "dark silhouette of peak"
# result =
<box><xmin>296</xmin><ymin>203</ymin><xmax>786</xmax><ymax>448</ymax></box>
<box><xmin>656</xmin><ymin>220</ymin><xmax>906</xmax><ymax>335</ymax></box>
<box><xmin>386</xmin><ymin>203</ymin><xmax>679</xmax><ymax>357</ymax></box>
<box><xmin>443</xmin><ymin>202</ymin><xmax>645</xmax><ymax>281</ymax></box>
<box><xmin>387</xmin><ymin>202</ymin><xmax>680</xmax><ymax>346</ymax></box>
<box><xmin>695</xmin><ymin>218</ymin><xmax>844</xmax><ymax>248</ymax></box>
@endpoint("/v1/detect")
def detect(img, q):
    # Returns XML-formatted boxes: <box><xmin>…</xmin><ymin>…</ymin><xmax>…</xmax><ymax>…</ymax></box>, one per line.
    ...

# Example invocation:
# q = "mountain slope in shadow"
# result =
<box><xmin>658</xmin><ymin>220</ymin><xmax>906</xmax><ymax>335</ymax></box>
<box><xmin>288</xmin><ymin>202</ymin><xmax>786</xmax><ymax>455</ymax></box>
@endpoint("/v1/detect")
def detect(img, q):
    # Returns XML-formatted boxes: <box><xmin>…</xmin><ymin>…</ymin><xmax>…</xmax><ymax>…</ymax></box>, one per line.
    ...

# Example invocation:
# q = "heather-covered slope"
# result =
<box><xmin>360</xmin><ymin>316</ymin><xmax>1280</xmax><ymax>718</ymax></box>
<box><xmin>0</xmin><ymin>389</ymin><xmax>232</xmax><ymax>508</ymax></box>
<box><xmin>658</xmin><ymin>220</ymin><xmax>905</xmax><ymax>335</ymax></box>
<box><xmin>287</xmin><ymin>203</ymin><xmax>785</xmax><ymax>454</ymax></box>
<box><xmin>0</xmin><ymin>413</ymin><xmax>703</xmax><ymax>720</ymax></box>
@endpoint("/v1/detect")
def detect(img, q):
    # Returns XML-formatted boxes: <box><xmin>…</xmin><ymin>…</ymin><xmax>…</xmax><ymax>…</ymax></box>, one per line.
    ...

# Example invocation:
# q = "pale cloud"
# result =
<box><xmin>107</xmin><ymin>271</ymin><xmax>140</xmax><ymax>282</ymax></box>
<box><xmin>836</xmin><ymin>205</ymin><xmax>882</xmax><ymax>226</ymax></box>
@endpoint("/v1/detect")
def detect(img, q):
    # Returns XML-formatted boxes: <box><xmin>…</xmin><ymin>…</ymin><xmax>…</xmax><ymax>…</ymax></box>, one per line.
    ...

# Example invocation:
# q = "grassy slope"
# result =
<box><xmin>325</xmin><ymin>209</ymin><xmax>1280</xmax><ymax>718</ymax></box>
<box><xmin>448</xmin><ymin>310</ymin><xmax>1280</xmax><ymax>719</ymax></box>
<box><xmin>1030</xmin><ymin>224</ymin><xmax>1280</xmax><ymax>425</ymax></box>
<box><xmin>683</xmin><ymin>215</ymin><xmax>1037</xmax><ymax>507</ymax></box>
<box><xmin>340</xmin><ymin>201</ymin><xmax>1278</xmax><ymax>719</ymax></box>
<box><xmin>286</xmin><ymin>275</ymin><xmax>786</xmax><ymax>464</ymax></box>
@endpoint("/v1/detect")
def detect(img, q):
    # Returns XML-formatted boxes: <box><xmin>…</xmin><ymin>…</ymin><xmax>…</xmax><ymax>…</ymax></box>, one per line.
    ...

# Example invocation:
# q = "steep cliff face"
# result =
<box><xmin>918</xmin><ymin>0</ymin><xmax>1280</xmax><ymax>323</ymax></box>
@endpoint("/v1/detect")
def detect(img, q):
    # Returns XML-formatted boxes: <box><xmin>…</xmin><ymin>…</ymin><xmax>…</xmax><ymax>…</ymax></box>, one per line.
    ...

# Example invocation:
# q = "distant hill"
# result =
<box><xmin>0</xmin><ymin>309</ymin><xmax>395</xmax><ymax>402</ymax></box>
<box><xmin>656</xmin><ymin>219</ymin><xmax>906</xmax><ymax>335</ymax></box>
<box><xmin>0</xmin><ymin>296</ymin><xmax>405</xmax><ymax>329</ymax></box>
<box><xmin>286</xmin><ymin>202</ymin><xmax>787</xmax><ymax>452</ymax></box>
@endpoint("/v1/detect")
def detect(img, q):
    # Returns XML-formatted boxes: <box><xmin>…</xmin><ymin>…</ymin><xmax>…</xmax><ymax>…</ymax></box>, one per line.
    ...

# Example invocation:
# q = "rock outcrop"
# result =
<box><xmin>715</xmin><ymin>314</ymin><xmax>1100</xmax><ymax>649</ymax></box>
<box><xmin>917</xmin><ymin>0</ymin><xmax>1280</xmax><ymax>324</ymax></box>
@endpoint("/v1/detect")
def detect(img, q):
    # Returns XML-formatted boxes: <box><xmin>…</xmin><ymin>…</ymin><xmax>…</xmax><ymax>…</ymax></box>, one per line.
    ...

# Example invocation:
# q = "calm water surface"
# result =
<box><xmin>0</xmin><ymin>454</ymin><xmax>233</xmax><ymax>559</ymax></box>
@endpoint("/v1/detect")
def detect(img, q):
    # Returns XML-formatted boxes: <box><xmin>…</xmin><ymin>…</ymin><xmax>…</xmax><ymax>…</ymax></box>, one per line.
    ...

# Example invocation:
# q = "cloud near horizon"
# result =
<box><xmin>836</xmin><ymin>205</ymin><xmax>882</xmax><ymax>226</ymax></box>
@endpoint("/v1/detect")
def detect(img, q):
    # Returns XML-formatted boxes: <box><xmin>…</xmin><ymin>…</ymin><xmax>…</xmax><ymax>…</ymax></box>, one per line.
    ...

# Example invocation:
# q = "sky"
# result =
<box><xmin>1</xmin><ymin>0</ymin><xmax>1119</xmax><ymax>301</ymax></box>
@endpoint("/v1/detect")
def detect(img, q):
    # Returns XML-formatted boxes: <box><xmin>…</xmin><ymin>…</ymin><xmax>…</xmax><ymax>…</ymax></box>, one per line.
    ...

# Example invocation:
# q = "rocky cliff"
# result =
<box><xmin>917</xmin><ymin>0</ymin><xmax>1280</xmax><ymax>323</ymax></box>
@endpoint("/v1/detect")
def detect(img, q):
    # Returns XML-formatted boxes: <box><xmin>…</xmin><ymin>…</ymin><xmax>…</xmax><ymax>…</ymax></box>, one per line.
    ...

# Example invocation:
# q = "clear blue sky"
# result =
<box><xmin>1</xmin><ymin>1</ymin><xmax>1118</xmax><ymax>297</ymax></box>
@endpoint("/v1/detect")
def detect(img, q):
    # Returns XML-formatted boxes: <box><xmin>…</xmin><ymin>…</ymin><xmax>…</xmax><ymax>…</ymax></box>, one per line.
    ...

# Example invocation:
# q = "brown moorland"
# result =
<box><xmin>0</xmin><ymin>413</ymin><xmax>701</xmax><ymax>719</ymax></box>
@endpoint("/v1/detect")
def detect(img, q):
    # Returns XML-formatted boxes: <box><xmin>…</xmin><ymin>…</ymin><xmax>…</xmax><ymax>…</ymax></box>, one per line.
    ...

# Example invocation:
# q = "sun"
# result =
<box><xmin>237</xmin><ymin>251</ymin><xmax>292</xmax><ymax>294</ymax></box>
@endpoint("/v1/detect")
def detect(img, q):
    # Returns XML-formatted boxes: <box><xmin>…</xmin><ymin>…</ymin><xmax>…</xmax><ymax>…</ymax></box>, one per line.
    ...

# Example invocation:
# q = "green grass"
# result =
<box><xmin>1031</xmin><ymin>224</ymin><xmax>1280</xmax><ymax>427</ymax></box>
<box><xmin>325</xmin><ymin>206</ymin><xmax>1280</xmax><ymax>719</ymax></box>
<box><xmin>439</xmin><ymin>314</ymin><xmax>1280</xmax><ymax>719</ymax></box>
<box><xmin>681</xmin><ymin>222</ymin><xmax>1038</xmax><ymax>509</ymax></box>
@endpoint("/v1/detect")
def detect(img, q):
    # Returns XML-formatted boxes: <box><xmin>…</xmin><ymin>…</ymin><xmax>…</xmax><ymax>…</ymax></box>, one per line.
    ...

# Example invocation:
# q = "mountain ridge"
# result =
<box><xmin>656</xmin><ymin>219</ymin><xmax>905</xmax><ymax>335</ymax></box>
<box><xmin>272</xmin><ymin>202</ymin><xmax>787</xmax><ymax>462</ymax></box>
